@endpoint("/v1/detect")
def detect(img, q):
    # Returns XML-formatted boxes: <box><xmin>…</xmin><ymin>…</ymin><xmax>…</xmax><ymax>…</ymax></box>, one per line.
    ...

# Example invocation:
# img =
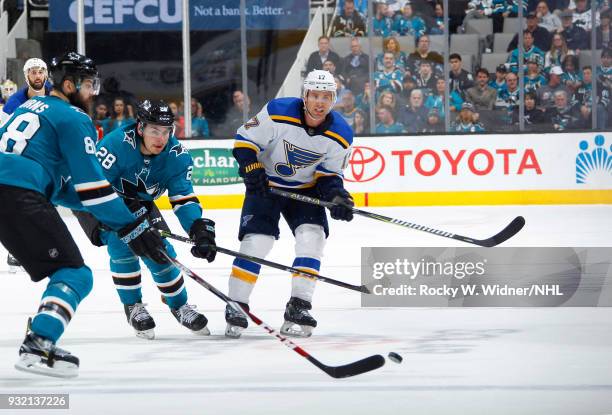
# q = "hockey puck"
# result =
<box><xmin>388</xmin><ymin>352</ymin><xmax>402</xmax><ymax>364</ymax></box>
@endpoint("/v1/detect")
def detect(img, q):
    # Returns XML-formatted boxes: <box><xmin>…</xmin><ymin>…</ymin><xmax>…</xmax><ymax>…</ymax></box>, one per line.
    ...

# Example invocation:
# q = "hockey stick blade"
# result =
<box><xmin>316</xmin><ymin>354</ymin><xmax>386</xmax><ymax>379</ymax></box>
<box><xmin>467</xmin><ymin>215</ymin><xmax>526</xmax><ymax>247</ymax></box>
<box><xmin>160</xmin><ymin>251</ymin><xmax>386</xmax><ymax>379</ymax></box>
<box><xmin>157</xmin><ymin>229</ymin><xmax>371</xmax><ymax>293</ymax></box>
<box><xmin>270</xmin><ymin>188</ymin><xmax>526</xmax><ymax>247</ymax></box>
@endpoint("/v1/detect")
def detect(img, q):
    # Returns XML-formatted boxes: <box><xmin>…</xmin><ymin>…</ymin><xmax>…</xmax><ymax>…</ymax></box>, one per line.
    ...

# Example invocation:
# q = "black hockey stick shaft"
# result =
<box><xmin>270</xmin><ymin>188</ymin><xmax>525</xmax><ymax>247</ymax></box>
<box><xmin>158</xmin><ymin>230</ymin><xmax>371</xmax><ymax>293</ymax></box>
<box><xmin>160</xmin><ymin>251</ymin><xmax>385</xmax><ymax>379</ymax></box>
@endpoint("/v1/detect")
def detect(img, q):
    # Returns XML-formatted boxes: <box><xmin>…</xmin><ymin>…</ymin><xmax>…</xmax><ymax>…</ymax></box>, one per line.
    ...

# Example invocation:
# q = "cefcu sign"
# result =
<box><xmin>49</xmin><ymin>0</ymin><xmax>309</xmax><ymax>31</ymax></box>
<box><xmin>343</xmin><ymin>133</ymin><xmax>612</xmax><ymax>193</ymax></box>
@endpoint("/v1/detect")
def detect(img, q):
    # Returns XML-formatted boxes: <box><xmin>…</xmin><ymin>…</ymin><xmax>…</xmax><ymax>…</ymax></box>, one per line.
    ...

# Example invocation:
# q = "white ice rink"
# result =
<box><xmin>1</xmin><ymin>204</ymin><xmax>611</xmax><ymax>415</ymax></box>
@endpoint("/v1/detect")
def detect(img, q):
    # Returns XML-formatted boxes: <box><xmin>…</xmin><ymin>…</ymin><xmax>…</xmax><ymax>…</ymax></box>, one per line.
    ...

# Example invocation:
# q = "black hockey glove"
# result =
<box><xmin>327</xmin><ymin>189</ymin><xmax>354</xmax><ymax>222</ymax></box>
<box><xmin>189</xmin><ymin>218</ymin><xmax>217</xmax><ymax>262</ymax></box>
<box><xmin>240</xmin><ymin>162</ymin><xmax>268</xmax><ymax>196</ymax></box>
<box><xmin>118</xmin><ymin>215</ymin><xmax>169</xmax><ymax>264</ymax></box>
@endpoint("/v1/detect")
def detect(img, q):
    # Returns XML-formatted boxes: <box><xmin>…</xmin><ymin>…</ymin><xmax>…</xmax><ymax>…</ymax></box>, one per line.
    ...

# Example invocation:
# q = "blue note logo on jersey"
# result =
<box><xmin>575</xmin><ymin>135</ymin><xmax>612</xmax><ymax>184</ymax></box>
<box><xmin>274</xmin><ymin>140</ymin><xmax>323</xmax><ymax>177</ymax></box>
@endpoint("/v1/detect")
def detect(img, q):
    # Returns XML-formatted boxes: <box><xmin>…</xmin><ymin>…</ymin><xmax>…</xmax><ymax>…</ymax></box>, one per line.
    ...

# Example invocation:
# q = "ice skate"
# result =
<box><xmin>7</xmin><ymin>253</ymin><xmax>22</xmax><ymax>273</ymax></box>
<box><xmin>225</xmin><ymin>302</ymin><xmax>249</xmax><ymax>338</ymax></box>
<box><xmin>171</xmin><ymin>303</ymin><xmax>210</xmax><ymax>335</ymax></box>
<box><xmin>124</xmin><ymin>302</ymin><xmax>156</xmax><ymax>340</ymax></box>
<box><xmin>280</xmin><ymin>297</ymin><xmax>317</xmax><ymax>338</ymax></box>
<box><xmin>14</xmin><ymin>333</ymin><xmax>79</xmax><ymax>378</ymax></box>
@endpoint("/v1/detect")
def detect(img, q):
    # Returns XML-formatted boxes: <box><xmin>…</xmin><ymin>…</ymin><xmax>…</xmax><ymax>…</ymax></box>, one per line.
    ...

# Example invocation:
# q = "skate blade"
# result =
<box><xmin>280</xmin><ymin>321</ymin><xmax>313</xmax><ymax>338</ymax></box>
<box><xmin>15</xmin><ymin>354</ymin><xmax>78</xmax><ymax>379</ymax></box>
<box><xmin>191</xmin><ymin>326</ymin><xmax>211</xmax><ymax>336</ymax></box>
<box><xmin>134</xmin><ymin>328</ymin><xmax>155</xmax><ymax>340</ymax></box>
<box><xmin>225</xmin><ymin>324</ymin><xmax>245</xmax><ymax>338</ymax></box>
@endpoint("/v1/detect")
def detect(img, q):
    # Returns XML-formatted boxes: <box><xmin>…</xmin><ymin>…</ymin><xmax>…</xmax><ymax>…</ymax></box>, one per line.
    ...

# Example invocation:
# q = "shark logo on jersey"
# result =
<box><xmin>169</xmin><ymin>143</ymin><xmax>188</xmax><ymax>157</ymax></box>
<box><xmin>116</xmin><ymin>167</ymin><xmax>161</xmax><ymax>199</ymax></box>
<box><xmin>274</xmin><ymin>140</ymin><xmax>323</xmax><ymax>177</ymax></box>
<box><xmin>123</xmin><ymin>129</ymin><xmax>137</xmax><ymax>150</ymax></box>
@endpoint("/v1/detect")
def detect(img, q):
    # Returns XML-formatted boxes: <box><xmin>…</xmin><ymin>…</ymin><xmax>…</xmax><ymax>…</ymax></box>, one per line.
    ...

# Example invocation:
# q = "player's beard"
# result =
<box><xmin>68</xmin><ymin>90</ymin><xmax>92</xmax><ymax>113</ymax></box>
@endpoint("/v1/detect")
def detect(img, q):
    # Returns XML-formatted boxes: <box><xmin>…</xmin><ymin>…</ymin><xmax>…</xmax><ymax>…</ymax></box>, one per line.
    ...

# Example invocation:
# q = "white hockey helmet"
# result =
<box><xmin>23</xmin><ymin>58</ymin><xmax>48</xmax><ymax>91</ymax></box>
<box><xmin>1</xmin><ymin>79</ymin><xmax>17</xmax><ymax>100</ymax></box>
<box><xmin>303</xmin><ymin>69</ymin><xmax>337</xmax><ymax>103</ymax></box>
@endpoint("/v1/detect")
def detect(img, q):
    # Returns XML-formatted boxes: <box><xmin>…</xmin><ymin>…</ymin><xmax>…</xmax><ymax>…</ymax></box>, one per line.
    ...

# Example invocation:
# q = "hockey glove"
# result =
<box><xmin>119</xmin><ymin>215</ymin><xmax>169</xmax><ymax>264</ymax></box>
<box><xmin>328</xmin><ymin>189</ymin><xmax>355</xmax><ymax>222</ymax></box>
<box><xmin>189</xmin><ymin>218</ymin><xmax>217</xmax><ymax>262</ymax></box>
<box><xmin>240</xmin><ymin>162</ymin><xmax>268</xmax><ymax>196</ymax></box>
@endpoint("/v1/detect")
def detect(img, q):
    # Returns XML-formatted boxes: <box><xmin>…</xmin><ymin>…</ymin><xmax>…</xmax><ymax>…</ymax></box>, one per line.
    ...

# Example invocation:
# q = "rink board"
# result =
<box><xmin>156</xmin><ymin>132</ymin><xmax>612</xmax><ymax>209</ymax></box>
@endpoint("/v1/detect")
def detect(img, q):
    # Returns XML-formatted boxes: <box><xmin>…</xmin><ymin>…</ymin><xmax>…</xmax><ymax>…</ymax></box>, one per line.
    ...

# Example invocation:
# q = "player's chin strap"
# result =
<box><xmin>159</xmin><ymin>250</ymin><xmax>386</xmax><ymax>379</ymax></box>
<box><xmin>269</xmin><ymin>188</ymin><xmax>526</xmax><ymax>248</ymax></box>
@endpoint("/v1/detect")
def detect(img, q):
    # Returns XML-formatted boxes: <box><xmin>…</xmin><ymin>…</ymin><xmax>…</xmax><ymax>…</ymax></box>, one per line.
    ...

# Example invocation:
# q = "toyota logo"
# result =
<box><xmin>345</xmin><ymin>146</ymin><xmax>385</xmax><ymax>182</ymax></box>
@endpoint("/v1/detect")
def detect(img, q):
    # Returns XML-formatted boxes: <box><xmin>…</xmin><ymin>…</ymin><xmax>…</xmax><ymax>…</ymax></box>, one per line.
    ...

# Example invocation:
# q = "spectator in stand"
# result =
<box><xmin>489</xmin><ymin>64</ymin><xmax>508</xmax><ymax>94</ymax></box>
<box><xmin>561</xmin><ymin>54</ymin><xmax>581</xmax><ymax>93</ymax></box>
<box><xmin>373</xmin><ymin>2</ymin><xmax>397</xmax><ymax>37</ymax></box>
<box><xmin>323</xmin><ymin>59</ymin><xmax>342</xmax><ymax>81</ymax></box>
<box><xmin>394</xmin><ymin>2</ymin><xmax>427</xmax><ymax>37</ymax></box>
<box><xmin>374</xmin><ymin>52</ymin><xmax>404</xmax><ymax>93</ymax></box>
<box><xmin>375</xmin><ymin>105</ymin><xmax>406</xmax><ymax>134</ymax></box>
<box><xmin>495</xmin><ymin>71</ymin><xmax>520</xmax><ymax>124</ymax></box>
<box><xmin>574</xmin><ymin>65</ymin><xmax>594</xmax><ymax>127</ymax></box>
<box><xmin>537</xmin><ymin>65</ymin><xmax>571</xmax><ymax>109</ymax></box>
<box><xmin>508</xmin><ymin>12</ymin><xmax>552</xmax><ymax>52</ymax></box>
<box><xmin>375</xmin><ymin>37</ymin><xmax>407</xmax><ymax>72</ymax></box>
<box><xmin>341</xmin><ymin>37</ymin><xmax>370</xmax><ymax>95</ymax></box>
<box><xmin>451</xmin><ymin>102</ymin><xmax>485</xmax><ymax>132</ymax></box>
<box><xmin>596</xmin><ymin>9</ymin><xmax>612</xmax><ymax>49</ymax></box>
<box><xmin>536</xmin><ymin>1</ymin><xmax>562</xmax><ymax>32</ymax></box>
<box><xmin>377</xmin><ymin>90</ymin><xmax>400</xmax><ymax>117</ymax></box>
<box><xmin>336</xmin><ymin>0</ymin><xmax>368</xmax><ymax>17</ymax></box>
<box><xmin>216</xmin><ymin>90</ymin><xmax>250</xmax><ymax>138</ymax></box>
<box><xmin>558</xmin><ymin>10</ymin><xmax>590</xmax><ymax>51</ymax></box>
<box><xmin>425</xmin><ymin>107</ymin><xmax>444</xmax><ymax>132</ymax></box>
<box><xmin>353</xmin><ymin>108</ymin><xmax>369</xmax><ymax>135</ymax></box>
<box><xmin>573</xmin><ymin>0</ymin><xmax>599</xmax><ymax>32</ymax></box>
<box><xmin>105</xmin><ymin>97</ymin><xmax>135</xmax><ymax>133</ymax></box>
<box><xmin>0</xmin><ymin>79</ymin><xmax>17</xmax><ymax>111</ymax></box>
<box><xmin>465</xmin><ymin>68</ymin><xmax>498</xmax><ymax>110</ymax></box>
<box><xmin>338</xmin><ymin>90</ymin><xmax>359</xmax><ymax>128</ymax></box>
<box><xmin>545</xmin><ymin>33</ymin><xmax>575</xmax><ymax>70</ymax></box>
<box><xmin>168</xmin><ymin>101</ymin><xmax>184</xmax><ymax>138</ymax></box>
<box><xmin>334</xmin><ymin>76</ymin><xmax>351</xmax><ymax>104</ymax></box>
<box><xmin>399</xmin><ymin>89</ymin><xmax>429</xmax><ymax>133</ymax></box>
<box><xmin>331</xmin><ymin>0</ymin><xmax>367</xmax><ymax>37</ymax></box>
<box><xmin>355</xmin><ymin>81</ymin><xmax>372</xmax><ymax>113</ymax></box>
<box><xmin>400</xmin><ymin>72</ymin><xmax>418</xmax><ymax>100</ymax></box>
<box><xmin>306</xmin><ymin>36</ymin><xmax>341</xmax><ymax>73</ymax></box>
<box><xmin>550</xmin><ymin>89</ymin><xmax>580</xmax><ymax>130</ymax></box>
<box><xmin>425</xmin><ymin>78</ymin><xmax>463</xmax><ymax>119</ymax></box>
<box><xmin>521</xmin><ymin>91</ymin><xmax>549</xmax><ymax>129</ymax></box>
<box><xmin>414</xmin><ymin>60</ymin><xmax>438</xmax><ymax>98</ymax></box>
<box><xmin>93</xmin><ymin>101</ymin><xmax>110</xmax><ymax>140</ymax></box>
<box><xmin>507</xmin><ymin>31</ymin><xmax>545</xmax><ymax>72</ymax></box>
<box><xmin>187</xmin><ymin>97</ymin><xmax>210</xmax><ymax>137</ymax></box>
<box><xmin>462</xmin><ymin>0</ymin><xmax>494</xmax><ymax>34</ymax></box>
<box><xmin>524</xmin><ymin>55</ymin><xmax>548</xmax><ymax>91</ymax></box>
<box><xmin>430</xmin><ymin>2</ymin><xmax>445</xmax><ymax>34</ymax></box>
<box><xmin>449</xmin><ymin>53</ymin><xmax>474</xmax><ymax>98</ymax></box>
<box><xmin>597</xmin><ymin>48</ymin><xmax>612</xmax><ymax>127</ymax></box>
<box><xmin>407</xmin><ymin>35</ymin><xmax>443</xmax><ymax>75</ymax></box>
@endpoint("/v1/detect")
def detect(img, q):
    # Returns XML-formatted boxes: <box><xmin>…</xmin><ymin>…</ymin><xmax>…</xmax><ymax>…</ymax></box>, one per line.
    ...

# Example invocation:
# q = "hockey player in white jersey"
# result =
<box><xmin>226</xmin><ymin>70</ymin><xmax>354</xmax><ymax>338</ymax></box>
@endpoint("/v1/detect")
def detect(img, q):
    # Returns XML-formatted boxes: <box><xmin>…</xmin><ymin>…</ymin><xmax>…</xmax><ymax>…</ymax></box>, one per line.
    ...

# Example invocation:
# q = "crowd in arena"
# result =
<box><xmin>315</xmin><ymin>0</ymin><xmax>612</xmax><ymax>134</ymax></box>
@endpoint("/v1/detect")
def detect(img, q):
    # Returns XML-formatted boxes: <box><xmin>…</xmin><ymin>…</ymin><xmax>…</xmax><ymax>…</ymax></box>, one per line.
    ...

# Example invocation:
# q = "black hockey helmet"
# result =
<box><xmin>49</xmin><ymin>51</ymin><xmax>100</xmax><ymax>93</ymax></box>
<box><xmin>136</xmin><ymin>99</ymin><xmax>175</xmax><ymax>127</ymax></box>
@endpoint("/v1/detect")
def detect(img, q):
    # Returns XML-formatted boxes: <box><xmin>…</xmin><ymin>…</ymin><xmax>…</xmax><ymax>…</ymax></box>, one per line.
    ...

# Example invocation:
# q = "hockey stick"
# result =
<box><xmin>270</xmin><ymin>188</ymin><xmax>525</xmax><ymax>248</ymax></box>
<box><xmin>157</xmin><ymin>229</ymin><xmax>371</xmax><ymax>294</ymax></box>
<box><xmin>160</xmin><ymin>251</ymin><xmax>386</xmax><ymax>379</ymax></box>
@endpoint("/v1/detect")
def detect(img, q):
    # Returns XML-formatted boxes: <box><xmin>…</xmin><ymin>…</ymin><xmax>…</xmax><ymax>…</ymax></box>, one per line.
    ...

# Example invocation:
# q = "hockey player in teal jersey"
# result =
<box><xmin>90</xmin><ymin>99</ymin><xmax>216</xmax><ymax>339</ymax></box>
<box><xmin>226</xmin><ymin>70</ymin><xmax>354</xmax><ymax>338</ymax></box>
<box><xmin>0</xmin><ymin>52</ymin><xmax>168</xmax><ymax>378</ymax></box>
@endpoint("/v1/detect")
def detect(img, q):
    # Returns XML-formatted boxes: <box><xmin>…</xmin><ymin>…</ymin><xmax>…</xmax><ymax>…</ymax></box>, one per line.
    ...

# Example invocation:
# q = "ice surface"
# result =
<box><xmin>1</xmin><ymin>205</ymin><xmax>611</xmax><ymax>415</ymax></box>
